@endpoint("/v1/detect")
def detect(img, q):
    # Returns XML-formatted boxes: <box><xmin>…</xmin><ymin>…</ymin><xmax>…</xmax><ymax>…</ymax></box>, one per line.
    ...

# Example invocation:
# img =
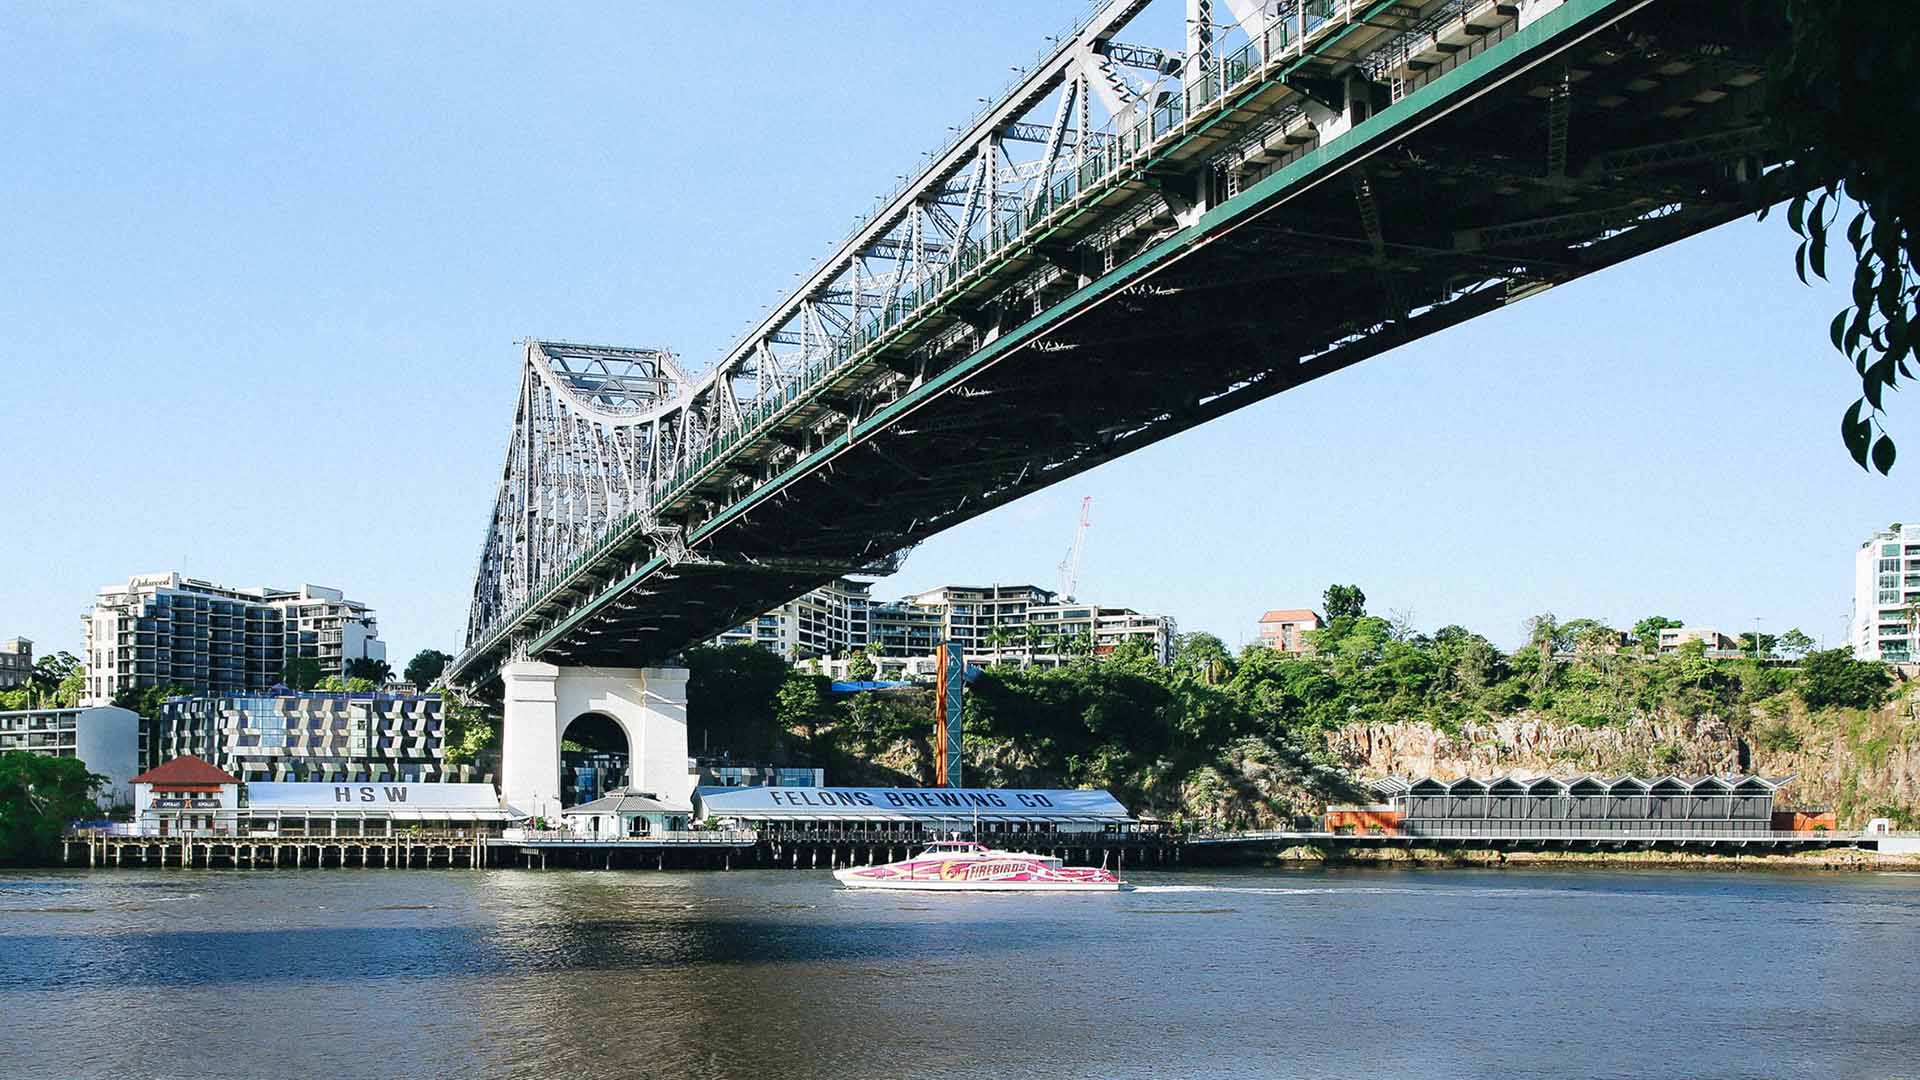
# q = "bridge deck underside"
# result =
<box><xmin>484</xmin><ymin>2</ymin><xmax>1787</xmax><ymax>675</ymax></box>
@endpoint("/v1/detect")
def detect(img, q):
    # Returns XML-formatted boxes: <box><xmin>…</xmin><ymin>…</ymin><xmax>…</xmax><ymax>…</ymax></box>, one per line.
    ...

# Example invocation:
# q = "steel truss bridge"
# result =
<box><xmin>450</xmin><ymin>0</ymin><xmax>1797</xmax><ymax>687</ymax></box>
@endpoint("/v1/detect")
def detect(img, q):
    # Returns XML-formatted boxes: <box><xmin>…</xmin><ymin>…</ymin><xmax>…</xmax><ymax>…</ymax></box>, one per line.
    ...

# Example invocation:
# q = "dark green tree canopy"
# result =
<box><xmin>0</xmin><ymin>752</ymin><xmax>106</xmax><ymax>865</ymax></box>
<box><xmin>1322</xmin><ymin>584</ymin><xmax>1366</xmax><ymax>622</ymax></box>
<box><xmin>280</xmin><ymin>657</ymin><xmax>323</xmax><ymax>691</ymax></box>
<box><xmin>404</xmin><ymin>649</ymin><xmax>452</xmax><ymax>690</ymax></box>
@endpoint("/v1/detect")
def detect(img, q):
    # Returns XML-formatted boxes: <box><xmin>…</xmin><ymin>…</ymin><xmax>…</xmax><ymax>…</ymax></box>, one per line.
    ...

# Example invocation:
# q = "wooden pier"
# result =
<box><xmin>67</xmin><ymin>831</ymin><xmax>487</xmax><ymax>869</ymax></box>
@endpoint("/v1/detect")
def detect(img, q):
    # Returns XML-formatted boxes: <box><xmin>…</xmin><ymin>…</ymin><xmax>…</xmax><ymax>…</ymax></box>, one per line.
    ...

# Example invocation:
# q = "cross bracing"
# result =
<box><xmin>451</xmin><ymin>0</ymin><xmax>1798</xmax><ymax>686</ymax></box>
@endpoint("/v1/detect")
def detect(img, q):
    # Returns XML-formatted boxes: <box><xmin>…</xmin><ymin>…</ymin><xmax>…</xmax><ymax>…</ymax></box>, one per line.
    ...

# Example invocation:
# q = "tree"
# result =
<box><xmin>281</xmin><ymin>657</ymin><xmax>322</xmax><ymax>691</ymax></box>
<box><xmin>1798</xmin><ymin>647</ymin><xmax>1893</xmax><ymax>710</ymax></box>
<box><xmin>404</xmin><ymin>649</ymin><xmax>452</xmax><ymax>690</ymax></box>
<box><xmin>31</xmin><ymin>652</ymin><xmax>80</xmax><ymax>703</ymax></box>
<box><xmin>1777</xmin><ymin>628</ymin><xmax>1816</xmax><ymax>659</ymax></box>
<box><xmin>1631</xmin><ymin>616</ymin><xmax>1683</xmax><ymax>653</ymax></box>
<box><xmin>112</xmin><ymin>682</ymin><xmax>193</xmax><ymax>721</ymax></box>
<box><xmin>847</xmin><ymin>650</ymin><xmax>878</xmax><ymax>682</ymax></box>
<box><xmin>0</xmin><ymin>752</ymin><xmax>105</xmax><ymax>865</ymax></box>
<box><xmin>1323</xmin><ymin>584</ymin><xmax>1366</xmax><ymax>622</ymax></box>
<box><xmin>345</xmin><ymin>657</ymin><xmax>392</xmax><ymax>684</ymax></box>
<box><xmin>685</xmin><ymin>644</ymin><xmax>790</xmax><ymax>758</ymax></box>
<box><xmin>1761</xmin><ymin>2</ymin><xmax>1918</xmax><ymax>474</ymax></box>
<box><xmin>775</xmin><ymin>672</ymin><xmax>835</xmax><ymax>751</ymax></box>
<box><xmin>1172</xmin><ymin>632</ymin><xmax>1232</xmax><ymax>684</ymax></box>
<box><xmin>1737</xmin><ymin>632</ymin><xmax>1779</xmax><ymax>659</ymax></box>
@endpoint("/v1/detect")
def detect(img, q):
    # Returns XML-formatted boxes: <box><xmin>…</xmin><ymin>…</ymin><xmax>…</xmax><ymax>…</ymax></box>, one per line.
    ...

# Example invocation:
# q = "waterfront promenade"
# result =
<box><xmin>62</xmin><ymin>824</ymin><xmax>1918</xmax><ymax>870</ymax></box>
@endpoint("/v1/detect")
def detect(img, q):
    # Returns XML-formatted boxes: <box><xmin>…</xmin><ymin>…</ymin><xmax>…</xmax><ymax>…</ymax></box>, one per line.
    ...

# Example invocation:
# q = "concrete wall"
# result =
<box><xmin>501</xmin><ymin>663</ymin><xmax>691</xmax><ymax>822</ymax></box>
<box><xmin>75</xmin><ymin>707</ymin><xmax>140</xmax><ymax>809</ymax></box>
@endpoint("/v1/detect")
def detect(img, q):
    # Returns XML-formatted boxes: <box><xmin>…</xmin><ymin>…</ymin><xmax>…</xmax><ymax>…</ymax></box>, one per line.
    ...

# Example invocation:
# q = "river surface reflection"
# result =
<box><xmin>3</xmin><ymin>865</ymin><xmax>1917</xmax><ymax>1079</ymax></box>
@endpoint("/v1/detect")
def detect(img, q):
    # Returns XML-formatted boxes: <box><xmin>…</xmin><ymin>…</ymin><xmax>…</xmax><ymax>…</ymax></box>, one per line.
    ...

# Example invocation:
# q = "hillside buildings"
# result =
<box><xmin>1657</xmin><ymin>625</ymin><xmax>1744</xmax><ymax>657</ymax></box>
<box><xmin>82</xmin><ymin>573</ymin><xmax>387</xmax><ymax>704</ymax></box>
<box><xmin>1852</xmin><ymin>523</ymin><xmax>1920</xmax><ymax>663</ymax></box>
<box><xmin>713</xmin><ymin>579</ymin><xmax>1175</xmax><ymax>667</ymax></box>
<box><xmin>1256</xmin><ymin>609</ymin><xmax>1324</xmax><ymax>654</ymax></box>
<box><xmin>0</xmin><ymin>637</ymin><xmax>33</xmax><ymax>689</ymax></box>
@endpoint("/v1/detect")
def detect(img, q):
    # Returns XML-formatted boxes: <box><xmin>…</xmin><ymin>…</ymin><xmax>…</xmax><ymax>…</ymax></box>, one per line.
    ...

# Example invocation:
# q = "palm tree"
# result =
<box><xmin>983</xmin><ymin>626</ymin><xmax>1015</xmax><ymax>665</ymax></box>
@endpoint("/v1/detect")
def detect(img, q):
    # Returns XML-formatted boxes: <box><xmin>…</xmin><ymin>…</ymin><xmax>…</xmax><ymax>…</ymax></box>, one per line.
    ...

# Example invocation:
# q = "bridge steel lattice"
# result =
<box><xmin>451</xmin><ymin>0</ymin><xmax>1796</xmax><ymax>687</ymax></box>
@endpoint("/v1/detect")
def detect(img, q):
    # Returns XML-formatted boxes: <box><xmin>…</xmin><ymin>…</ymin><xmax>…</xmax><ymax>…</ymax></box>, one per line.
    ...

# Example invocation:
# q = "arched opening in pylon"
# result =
<box><xmin>560</xmin><ymin>711</ymin><xmax>629</xmax><ymax>808</ymax></box>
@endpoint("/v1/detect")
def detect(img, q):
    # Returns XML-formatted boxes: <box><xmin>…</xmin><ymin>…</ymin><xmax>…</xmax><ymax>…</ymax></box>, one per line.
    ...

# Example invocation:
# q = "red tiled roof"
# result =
<box><xmin>1259</xmin><ymin>609</ymin><xmax>1322</xmax><ymax>623</ymax></box>
<box><xmin>131</xmin><ymin>755</ymin><xmax>240</xmax><ymax>787</ymax></box>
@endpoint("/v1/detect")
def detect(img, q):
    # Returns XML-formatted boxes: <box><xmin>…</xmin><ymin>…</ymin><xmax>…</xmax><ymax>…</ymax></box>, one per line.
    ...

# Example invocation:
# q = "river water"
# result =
<box><xmin>2</xmin><ymin>865</ymin><xmax>1916</xmax><ymax>1079</ymax></box>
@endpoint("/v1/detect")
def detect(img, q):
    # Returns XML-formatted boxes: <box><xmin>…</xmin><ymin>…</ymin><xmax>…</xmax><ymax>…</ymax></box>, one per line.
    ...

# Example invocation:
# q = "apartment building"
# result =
<box><xmin>1852</xmin><ymin>522</ymin><xmax>1920</xmax><ymax>662</ymax></box>
<box><xmin>82</xmin><ymin>573</ymin><xmax>387</xmax><ymax>704</ymax></box>
<box><xmin>0</xmin><ymin>705</ymin><xmax>140</xmax><ymax>807</ymax></box>
<box><xmin>713</xmin><ymin>578</ymin><xmax>873</xmax><ymax>660</ymax></box>
<box><xmin>0</xmin><ymin>637</ymin><xmax>32</xmax><ymax>689</ymax></box>
<box><xmin>867</xmin><ymin>602</ymin><xmax>946</xmax><ymax>658</ymax></box>
<box><xmin>1256</xmin><ymin>609</ymin><xmax>1325</xmax><ymax>654</ymax></box>
<box><xmin>714</xmin><ymin>579</ymin><xmax>1175</xmax><ymax>669</ymax></box>
<box><xmin>151</xmin><ymin>691</ymin><xmax>456</xmax><ymax>784</ymax></box>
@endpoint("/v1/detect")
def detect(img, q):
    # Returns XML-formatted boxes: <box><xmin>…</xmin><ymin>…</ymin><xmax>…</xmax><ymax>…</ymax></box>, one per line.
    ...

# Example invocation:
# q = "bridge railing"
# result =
<box><xmin>464</xmin><ymin>2</ymin><xmax>1397</xmax><ymax>660</ymax></box>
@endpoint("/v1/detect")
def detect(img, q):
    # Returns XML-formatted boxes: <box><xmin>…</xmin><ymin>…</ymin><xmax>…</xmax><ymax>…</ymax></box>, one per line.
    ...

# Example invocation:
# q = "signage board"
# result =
<box><xmin>696</xmin><ymin>786</ymin><xmax>1130</xmax><ymax>821</ymax></box>
<box><xmin>245</xmin><ymin>782</ymin><xmax>502</xmax><ymax>812</ymax></box>
<box><xmin>150</xmin><ymin>796</ymin><xmax>222</xmax><ymax>810</ymax></box>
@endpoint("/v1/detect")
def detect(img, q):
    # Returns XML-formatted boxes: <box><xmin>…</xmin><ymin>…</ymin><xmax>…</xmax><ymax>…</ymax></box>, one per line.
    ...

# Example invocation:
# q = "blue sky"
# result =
<box><xmin>1</xmin><ymin>2</ymin><xmax>1906</xmax><ymax>663</ymax></box>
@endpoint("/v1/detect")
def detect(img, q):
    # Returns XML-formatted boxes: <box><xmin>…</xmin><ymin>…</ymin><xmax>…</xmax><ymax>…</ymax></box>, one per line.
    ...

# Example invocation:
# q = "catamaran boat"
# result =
<box><xmin>833</xmin><ymin>840</ymin><xmax>1126</xmax><ymax>892</ymax></box>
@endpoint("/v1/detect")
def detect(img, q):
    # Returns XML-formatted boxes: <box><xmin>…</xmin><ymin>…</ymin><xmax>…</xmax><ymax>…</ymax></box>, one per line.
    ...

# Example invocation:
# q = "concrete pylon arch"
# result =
<box><xmin>499</xmin><ymin>663</ymin><xmax>690</xmax><ymax>822</ymax></box>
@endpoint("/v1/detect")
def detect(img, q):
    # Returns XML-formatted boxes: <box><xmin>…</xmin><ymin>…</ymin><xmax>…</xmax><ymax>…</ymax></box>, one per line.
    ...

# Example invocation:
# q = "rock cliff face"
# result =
<box><xmin>1324</xmin><ymin>694</ymin><xmax>1920</xmax><ymax>826</ymax></box>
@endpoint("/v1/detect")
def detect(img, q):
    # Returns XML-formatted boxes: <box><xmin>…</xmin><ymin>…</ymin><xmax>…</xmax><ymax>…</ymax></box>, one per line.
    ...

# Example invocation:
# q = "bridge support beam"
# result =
<box><xmin>500</xmin><ymin>661</ymin><xmax>692</xmax><ymax>822</ymax></box>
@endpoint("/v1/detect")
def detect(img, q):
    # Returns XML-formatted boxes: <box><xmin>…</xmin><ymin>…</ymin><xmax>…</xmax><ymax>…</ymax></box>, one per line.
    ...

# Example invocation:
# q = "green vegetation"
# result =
<box><xmin>1760</xmin><ymin>1</ymin><xmax>1918</xmax><ymax>472</ymax></box>
<box><xmin>344</xmin><ymin>657</ymin><xmax>392</xmax><ymax>684</ymax></box>
<box><xmin>112</xmin><ymin>682</ymin><xmax>194</xmax><ymax>722</ymax></box>
<box><xmin>674</xmin><ymin>588</ymin><xmax>1905</xmax><ymax>827</ymax></box>
<box><xmin>442</xmin><ymin>698</ymin><xmax>497</xmax><ymax>767</ymax></box>
<box><xmin>0</xmin><ymin>752</ymin><xmax>104</xmax><ymax>866</ymax></box>
<box><xmin>405</xmin><ymin>649</ymin><xmax>452</xmax><ymax>690</ymax></box>
<box><xmin>0</xmin><ymin>652</ymin><xmax>86</xmax><ymax>711</ymax></box>
<box><xmin>280</xmin><ymin>657</ymin><xmax>323</xmax><ymax>691</ymax></box>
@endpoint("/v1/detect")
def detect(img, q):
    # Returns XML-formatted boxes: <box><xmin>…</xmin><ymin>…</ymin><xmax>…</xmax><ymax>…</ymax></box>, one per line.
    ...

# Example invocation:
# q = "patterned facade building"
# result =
<box><xmin>151</xmin><ymin>691</ymin><xmax>460</xmax><ymax>785</ymax></box>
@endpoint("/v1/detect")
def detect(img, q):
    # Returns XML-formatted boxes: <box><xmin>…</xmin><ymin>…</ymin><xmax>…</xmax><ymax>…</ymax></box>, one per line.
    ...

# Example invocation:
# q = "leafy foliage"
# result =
<box><xmin>1763</xmin><ymin>1</ymin><xmax>1919</xmax><ymax>473</ymax></box>
<box><xmin>1322</xmin><ymin>584</ymin><xmax>1366</xmax><ymax>621</ymax></box>
<box><xmin>112</xmin><ymin>682</ymin><xmax>194</xmax><ymax>720</ymax></box>
<box><xmin>0</xmin><ymin>752</ymin><xmax>104</xmax><ymax>866</ymax></box>
<box><xmin>280</xmin><ymin>657</ymin><xmax>322</xmax><ymax>691</ymax></box>
<box><xmin>685</xmin><ymin>644</ymin><xmax>792</xmax><ymax>759</ymax></box>
<box><xmin>405</xmin><ymin>649</ymin><xmax>453</xmax><ymax>690</ymax></box>
<box><xmin>344</xmin><ymin>657</ymin><xmax>392</xmax><ymax>684</ymax></box>
<box><xmin>1798</xmin><ymin>647</ymin><xmax>1893</xmax><ymax>710</ymax></box>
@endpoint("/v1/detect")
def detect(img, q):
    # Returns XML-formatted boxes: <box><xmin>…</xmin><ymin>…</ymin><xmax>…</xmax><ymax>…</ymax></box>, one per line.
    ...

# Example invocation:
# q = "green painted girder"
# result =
<box><xmin>517</xmin><ymin>0</ymin><xmax>1651</xmax><ymax>664</ymax></box>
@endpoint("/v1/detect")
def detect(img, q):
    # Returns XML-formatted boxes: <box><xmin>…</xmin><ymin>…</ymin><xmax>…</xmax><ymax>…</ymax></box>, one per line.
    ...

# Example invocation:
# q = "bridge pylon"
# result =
<box><xmin>500</xmin><ymin>662</ymin><xmax>691</xmax><ymax>823</ymax></box>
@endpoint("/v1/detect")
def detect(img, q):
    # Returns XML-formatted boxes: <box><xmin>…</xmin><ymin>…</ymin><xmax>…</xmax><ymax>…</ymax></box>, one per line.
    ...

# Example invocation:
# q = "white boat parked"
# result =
<box><xmin>832</xmin><ymin>840</ymin><xmax>1125</xmax><ymax>891</ymax></box>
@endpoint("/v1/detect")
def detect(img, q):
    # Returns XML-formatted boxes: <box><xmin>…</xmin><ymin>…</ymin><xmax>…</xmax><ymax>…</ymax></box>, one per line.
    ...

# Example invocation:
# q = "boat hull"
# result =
<box><xmin>833</xmin><ymin>870</ymin><xmax>1123</xmax><ymax>892</ymax></box>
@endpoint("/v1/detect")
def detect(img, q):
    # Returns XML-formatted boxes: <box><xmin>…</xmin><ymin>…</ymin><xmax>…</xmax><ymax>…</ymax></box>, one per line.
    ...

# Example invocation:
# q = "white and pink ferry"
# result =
<box><xmin>833</xmin><ymin>840</ymin><xmax>1125</xmax><ymax>892</ymax></box>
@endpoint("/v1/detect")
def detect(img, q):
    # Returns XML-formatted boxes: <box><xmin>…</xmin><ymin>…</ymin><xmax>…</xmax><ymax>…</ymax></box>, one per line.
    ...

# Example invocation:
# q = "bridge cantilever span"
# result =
<box><xmin>450</xmin><ymin>0</ymin><xmax>1798</xmax><ymax>688</ymax></box>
